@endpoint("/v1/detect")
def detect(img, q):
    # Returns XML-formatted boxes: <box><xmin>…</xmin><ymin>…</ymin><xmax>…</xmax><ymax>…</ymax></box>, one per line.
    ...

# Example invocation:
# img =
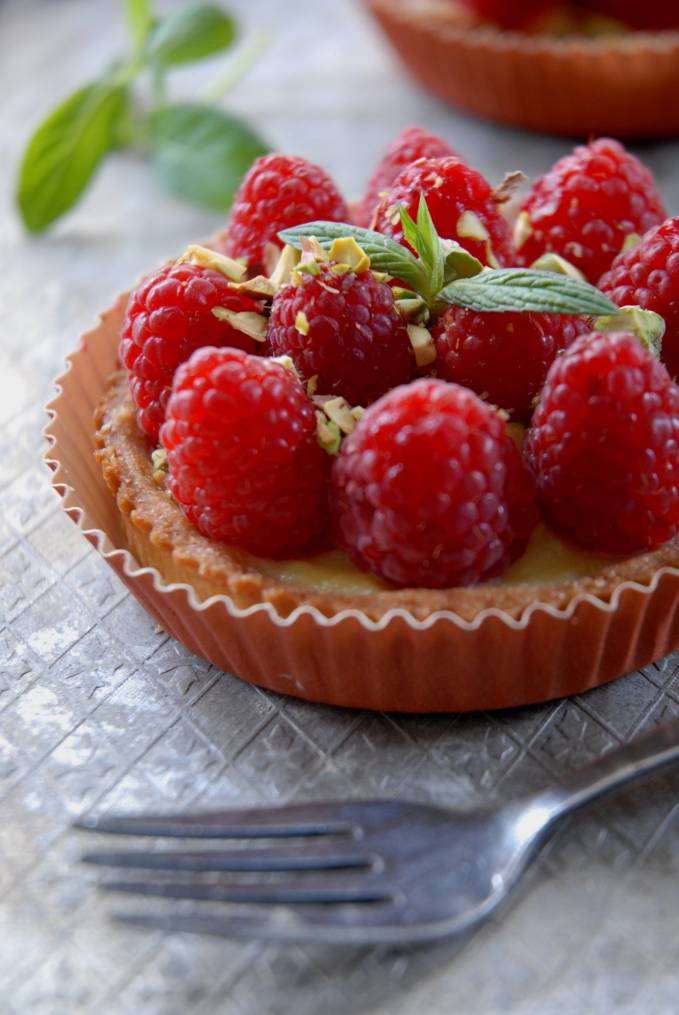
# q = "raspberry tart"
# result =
<box><xmin>365</xmin><ymin>0</ymin><xmax>679</xmax><ymax>138</ymax></box>
<box><xmin>48</xmin><ymin>144</ymin><xmax>679</xmax><ymax>712</ymax></box>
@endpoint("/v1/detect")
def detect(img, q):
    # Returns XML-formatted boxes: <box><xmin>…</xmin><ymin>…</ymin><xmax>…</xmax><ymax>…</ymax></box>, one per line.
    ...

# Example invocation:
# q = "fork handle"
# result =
<box><xmin>535</xmin><ymin>716</ymin><xmax>679</xmax><ymax>826</ymax></box>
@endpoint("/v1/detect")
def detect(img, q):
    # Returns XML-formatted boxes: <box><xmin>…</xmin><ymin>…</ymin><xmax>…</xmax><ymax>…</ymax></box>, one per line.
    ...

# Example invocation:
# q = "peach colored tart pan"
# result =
<box><xmin>45</xmin><ymin>281</ymin><xmax>679</xmax><ymax>713</ymax></box>
<box><xmin>365</xmin><ymin>0</ymin><xmax>679</xmax><ymax>138</ymax></box>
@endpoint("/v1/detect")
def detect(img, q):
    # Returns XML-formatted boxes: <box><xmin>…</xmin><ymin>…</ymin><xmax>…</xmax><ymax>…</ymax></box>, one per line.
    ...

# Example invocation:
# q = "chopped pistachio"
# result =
<box><xmin>229</xmin><ymin>275</ymin><xmax>277</xmax><ymax>299</ymax></box>
<box><xmin>396</xmin><ymin>296</ymin><xmax>427</xmax><ymax>323</ymax></box>
<box><xmin>594</xmin><ymin>305</ymin><xmax>665</xmax><ymax>357</ymax></box>
<box><xmin>330</xmin><ymin>262</ymin><xmax>352</xmax><ymax>276</ymax></box>
<box><xmin>307</xmin><ymin>374</ymin><xmax>319</xmax><ymax>397</ymax></box>
<box><xmin>328</xmin><ymin>236</ymin><xmax>370</xmax><ymax>272</ymax></box>
<box><xmin>530</xmin><ymin>252</ymin><xmax>586</xmax><ymax>281</ymax></box>
<box><xmin>457</xmin><ymin>211</ymin><xmax>490</xmax><ymax>244</ymax></box>
<box><xmin>506</xmin><ymin>421</ymin><xmax>525</xmax><ymax>453</ymax></box>
<box><xmin>351</xmin><ymin>405</ymin><xmax>365</xmax><ymax>421</ymax></box>
<box><xmin>269</xmin><ymin>244</ymin><xmax>301</xmax><ymax>289</ymax></box>
<box><xmin>513</xmin><ymin>210</ymin><xmax>533</xmax><ymax>250</ymax></box>
<box><xmin>321</xmin><ymin>396</ymin><xmax>360</xmax><ymax>435</ymax></box>
<box><xmin>295</xmin><ymin>310</ymin><xmax>310</xmax><ymax>335</ymax></box>
<box><xmin>407</xmin><ymin>323</ymin><xmax>437</xmax><ymax>367</ymax></box>
<box><xmin>456</xmin><ymin>212</ymin><xmax>500</xmax><ymax>268</ymax></box>
<box><xmin>622</xmin><ymin>233</ymin><xmax>642</xmax><ymax>253</ymax></box>
<box><xmin>316</xmin><ymin>411</ymin><xmax>342</xmax><ymax>455</ymax></box>
<box><xmin>212</xmin><ymin>307</ymin><xmax>268</xmax><ymax>342</ymax></box>
<box><xmin>176</xmin><ymin>244</ymin><xmax>246</xmax><ymax>282</ymax></box>
<box><xmin>491</xmin><ymin>171</ymin><xmax>527</xmax><ymax>205</ymax></box>
<box><xmin>386</xmin><ymin>203</ymin><xmax>401</xmax><ymax>226</ymax></box>
<box><xmin>318</xmin><ymin>281</ymin><xmax>341</xmax><ymax>294</ymax></box>
<box><xmin>270</xmin><ymin>354</ymin><xmax>299</xmax><ymax>376</ymax></box>
<box><xmin>300</xmin><ymin>236</ymin><xmax>330</xmax><ymax>262</ymax></box>
<box><xmin>151</xmin><ymin>447</ymin><xmax>168</xmax><ymax>486</ymax></box>
<box><xmin>295</xmin><ymin>260</ymin><xmax>321</xmax><ymax>277</ymax></box>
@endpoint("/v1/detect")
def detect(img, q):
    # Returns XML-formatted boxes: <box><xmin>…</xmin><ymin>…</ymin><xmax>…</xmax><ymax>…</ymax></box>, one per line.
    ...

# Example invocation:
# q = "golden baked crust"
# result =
<box><xmin>95</xmin><ymin>369</ymin><xmax>679</xmax><ymax>622</ymax></box>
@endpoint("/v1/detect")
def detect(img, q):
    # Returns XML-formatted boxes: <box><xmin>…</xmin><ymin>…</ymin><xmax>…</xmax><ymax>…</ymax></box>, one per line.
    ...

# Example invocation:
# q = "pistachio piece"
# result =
<box><xmin>513</xmin><ymin>210</ymin><xmax>533</xmax><ymax>251</ymax></box>
<box><xmin>269</xmin><ymin>244</ymin><xmax>301</xmax><ymax>289</ymax></box>
<box><xmin>176</xmin><ymin>244</ymin><xmax>246</xmax><ymax>282</ymax></box>
<box><xmin>229</xmin><ymin>275</ymin><xmax>277</xmax><ymax>299</ymax></box>
<box><xmin>270</xmin><ymin>354</ymin><xmax>299</xmax><ymax>376</ymax></box>
<box><xmin>328</xmin><ymin>236</ymin><xmax>370</xmax><ymax>272</ymax></box>
<box><xmin>407</xmin><ymin>323</ymin><xmax>437</xmax><ymax>367</ymax></box>
<box><xmin>491</xmin><ymin>171</ymin><xmax>527</xmax><ymax>205</ymax></box>
<box><xmin>295</xmin><ymin>310</ymin><xmax>310</xmax><ymax>335</ymax></box>
<box><xmin>456</xmin><ymin>212</ymin><xmax>500</xmax><ymax>269</ymax></box>
<box><xmin>212</xmin><ymin>307</ymin><xmax>268</xmax><ymax>342</ymax></box>
<box><xmin>594</xmin><ymin>305</ymin><xmax>665</xmax><ymax>357</ymax></box>
<box><xmin>622</xmin><ymin>233</ymin><xmax>642</xmax><ymax>253</ymax></box>
<box><xmin>151</xmin><ymin>447</ymin><xmax>169</xmax><ymax>487</ymax></box>
<box><xmin>530</xmin><ymin>252</ymin><xmax>586</xmax><ymax>281</ymax></box>
<box><xmin>320</xmin><ymin>396</ymin><xmax>360</xmax><ymax>435</ymax></box>
<box><xmin>316</xmin><ymin>411</ymin><xmax>342</xmax><ymax>455</ymax></box>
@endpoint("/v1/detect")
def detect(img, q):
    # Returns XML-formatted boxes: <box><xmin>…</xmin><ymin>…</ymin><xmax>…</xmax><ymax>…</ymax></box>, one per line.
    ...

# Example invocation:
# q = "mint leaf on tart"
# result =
<box><xmin>279</xmin><ymin>221</ymin><xmax>429</xmax><ymax>296</ymax></box>
<box><xmin>281</xmin><ymin>201</ymin><xmax>621</xmax><ymax>320</ymax></box>
<box><xmin>438</xmin><ymin>269</ymin><xmax>619</xmax><ymax>317</ymax></box>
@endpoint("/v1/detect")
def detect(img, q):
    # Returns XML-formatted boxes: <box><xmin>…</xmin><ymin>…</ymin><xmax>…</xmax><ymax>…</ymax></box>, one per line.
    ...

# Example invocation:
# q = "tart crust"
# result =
<box><xmin>95</xmin><ymin>368</ymin><xmax>679</xmax><ymax>624</ymax></box>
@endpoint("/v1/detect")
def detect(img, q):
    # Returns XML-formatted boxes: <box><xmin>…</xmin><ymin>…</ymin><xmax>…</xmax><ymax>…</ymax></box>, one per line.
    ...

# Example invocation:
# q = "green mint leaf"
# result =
<box><xmin>398</xmin><ymin>205</ymin><xmax>419</xmax><ymax>253</ymax></box>
<box><xmin>415</xmin><ymin>195</ymin><xmax>443</xmax><ymax>294</ymax></box>
<box><xmin>17</xmin><ymin>80</ymin><xmax>128</xmax><ymax>233</ymax></box>
<box><xmin>278</xmin><ymin>221</ymin><xmax>428</xmax><ymax>294</ymax></box>
<box><xmin>125</xmin><ymin>0</ymin><xmax>154</xmax><ymax>51</ymax></box>
<box><xmin>439</xmin><ymin>239</ymin><xmax>483</xmax><ymax>283</ymax></box>
<box><xmin>146</xmin><ymin>3</ymin><xmax>236</xmax><ymax>66</ymax></box>
<box><xmin>438</xmin><ymin>269</ymin><xmax>618</xmax><ymax>316</ymax></box>
<box><xmin>149</xmin><ymin>102</ymin><xmax>268</xmax><ymax>211</ymax></box>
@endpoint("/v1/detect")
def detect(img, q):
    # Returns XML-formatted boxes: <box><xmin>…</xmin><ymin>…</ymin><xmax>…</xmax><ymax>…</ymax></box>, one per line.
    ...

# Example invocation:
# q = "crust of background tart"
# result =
<box><xmin>95</xmin><ymin>369</ymin><xmax>679</xmax><ymax>623</ymax></box>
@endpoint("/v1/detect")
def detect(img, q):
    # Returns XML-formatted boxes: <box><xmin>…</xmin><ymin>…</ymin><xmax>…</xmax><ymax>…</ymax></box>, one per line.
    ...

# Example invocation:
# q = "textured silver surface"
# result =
<box><xmin>1</xmin><ymin>1</ymin><xmax>679</xmax><ymax>1012</ymax></box>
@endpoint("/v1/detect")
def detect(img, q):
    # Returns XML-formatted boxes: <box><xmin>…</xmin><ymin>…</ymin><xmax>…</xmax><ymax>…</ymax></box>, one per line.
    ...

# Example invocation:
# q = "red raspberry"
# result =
<box><xmin>525</xmin><ymin>331</ymin><xmax>679</xmax><ymax>555</ymax></box>
<box><xmin>579</xmin><ymin>1</ymin><xmax>679</xmax><ymax>29</ymax></box>
<box><xmin>455</xmin><ymin>0</ymin><xmax>558</xmax><ymax>28</ymax></box>
<box><xmin>224</xmin><ymin>155</ymin><xmax>349</xmax><ymax>274</ymax></box>
<box><xmin>355</xmin><ymin>128</ymin><xmax>456</xmax><ymax>229</ymax></box>
<box><xmin>515</xmin><ymin>139</ymin><xmax>666</xmax><ymax>284</ymax></box>
<box><xmin>331</xmin><ymin>379</ymin><xmax>538</xmax><ymax>588</ymax></box>
<box><xmin>266</xmin><ymin>262</ymin><xmax>414</xmax><ymax>405</ymax></box>
<box><xmin>373</xmin><ymin>157</ymin><xmax>513</xmax><ymax>268</ymax></box>
<box><xmin>120</xmin><ymin>262</ymin><xmax>261</xmax><ymax>444</ymax></box>
<box><xmin>161</xmin><ymin>348</ymin><xmax>328</xmax><ymax>558</ymax></box>
<box><xmin>598</xmin><ymin>218</ymin><xmax>679</xmax><ymax>381</ymax></box>
<box><xmin>433</xmin><ymin>308</ymin><xmax>587</xmax><ymax>422</ymax></box>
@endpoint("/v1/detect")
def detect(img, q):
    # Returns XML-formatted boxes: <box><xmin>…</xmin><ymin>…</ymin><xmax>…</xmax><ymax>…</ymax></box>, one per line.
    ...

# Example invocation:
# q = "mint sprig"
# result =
<box><xmin>280</xmin><ymin>203</ymin><xmax>619</xmax><ymax>319</ymax></box>
<box><xmin>439</xmin><ymin>269</ymin><xmax>617</xmax><ymax>317</ymax></box>
<box><xmin>16</xmin><ymin>1</ymin><xmax>269</xmax><ymax>233</ymax></box>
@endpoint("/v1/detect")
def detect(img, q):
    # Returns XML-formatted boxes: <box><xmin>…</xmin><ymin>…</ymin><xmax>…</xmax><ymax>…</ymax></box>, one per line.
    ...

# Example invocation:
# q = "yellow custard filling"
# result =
<box><xmin>249</xmin><ymin>524</ymin><xmax>614</xmax><ymax>595</ymax></box>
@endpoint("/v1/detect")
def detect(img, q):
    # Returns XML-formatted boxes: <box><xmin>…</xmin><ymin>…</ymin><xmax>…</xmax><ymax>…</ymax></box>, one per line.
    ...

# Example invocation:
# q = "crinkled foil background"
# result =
<box><xmin>1</xmin><ymin>1</ymin><xmax>678</xmax><ymax>1012</ymax></box>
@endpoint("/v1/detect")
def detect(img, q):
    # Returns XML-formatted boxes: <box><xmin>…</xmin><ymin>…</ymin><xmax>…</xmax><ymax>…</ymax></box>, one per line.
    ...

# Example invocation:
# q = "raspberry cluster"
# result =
<box><xmin>119</xmin><ymin>129</ymin><xmax>679</xmax><ymax>586</ymax></box>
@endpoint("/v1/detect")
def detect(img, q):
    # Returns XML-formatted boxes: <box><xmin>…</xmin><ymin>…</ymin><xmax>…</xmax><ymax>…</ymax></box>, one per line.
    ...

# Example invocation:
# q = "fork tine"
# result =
<box><xmin>81</xmin><ymin>846</ymin><xmax>375</xmax><ymax>873</ymax></box>
<box><xmin>101</xmin><ymin>878</ymin><xmax>390</xmax><ymax>905</ymax></box>
<box><xmin>114</xmin><ymin>906</ymin><xmax>407</xmax><ymax>945</ymax></box>
<box><xmin>74</xmin><ymin>802</ymin><xmax>364</xmax><ymax>840</ymax></box>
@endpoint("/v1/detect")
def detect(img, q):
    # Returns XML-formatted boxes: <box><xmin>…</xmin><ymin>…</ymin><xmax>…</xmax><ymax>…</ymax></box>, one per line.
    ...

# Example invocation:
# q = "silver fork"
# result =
<box><xmin>76</xmin><ymin>717</ymin><xmax>679</xmax><ymax>945</ymax></box>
